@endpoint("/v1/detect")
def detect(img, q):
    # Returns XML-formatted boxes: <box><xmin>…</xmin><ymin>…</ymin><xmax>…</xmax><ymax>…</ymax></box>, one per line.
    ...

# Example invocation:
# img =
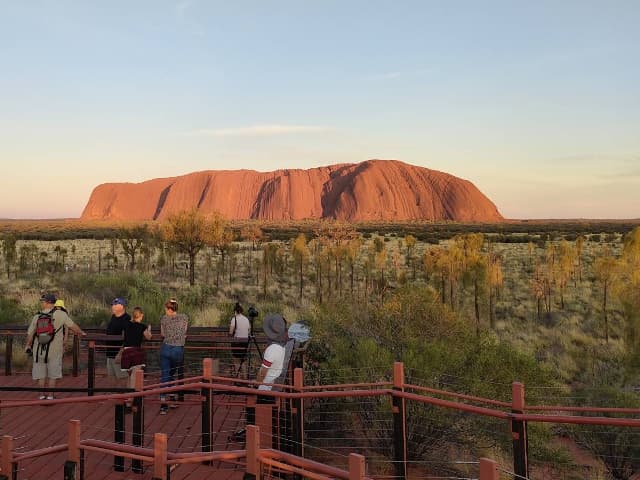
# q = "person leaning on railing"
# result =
<box><xmin>25</xmin><ymin>293</ymin><xmax>86</xmax><ymax>400</ymax></box>
<box><xmin>159</xmin><ymin>298</ymin><xmax>188</xmax><ymax>415</ymax></box>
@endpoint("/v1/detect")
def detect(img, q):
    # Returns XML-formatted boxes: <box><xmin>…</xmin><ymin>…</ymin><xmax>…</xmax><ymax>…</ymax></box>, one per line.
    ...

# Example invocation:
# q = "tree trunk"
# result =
<box><xmin>603</xmin><ymin>281</ymin><xmax>609</xmax><ymax>343</ymax></box>
<box><xmin>188</xmin><ymin>252</ymin><xmax>196</xmax><ymax>286</ymax></box>
<box><xmin>299</xmin><ymin>260</ymin><xmax>304</xmax><ymax>301</ymax></box>
<box><xmin>474</xmin><ymin>279</ymin><xmax>480</xmax><ymax>335</ymax></box>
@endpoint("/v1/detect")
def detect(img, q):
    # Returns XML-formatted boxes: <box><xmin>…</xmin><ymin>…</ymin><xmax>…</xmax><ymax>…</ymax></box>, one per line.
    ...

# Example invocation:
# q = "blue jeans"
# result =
<box><xmin>159</xmin><ymin>343</ymin><xmax>184</xmax><ymax>399</ymax></box>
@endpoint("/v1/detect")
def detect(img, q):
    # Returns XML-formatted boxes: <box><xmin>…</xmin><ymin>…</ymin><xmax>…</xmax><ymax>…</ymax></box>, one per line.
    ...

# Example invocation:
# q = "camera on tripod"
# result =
<box><xmin>247</xmin><ymin>305</ymin><xmax>259</xmax><ymax>333</ymax></box>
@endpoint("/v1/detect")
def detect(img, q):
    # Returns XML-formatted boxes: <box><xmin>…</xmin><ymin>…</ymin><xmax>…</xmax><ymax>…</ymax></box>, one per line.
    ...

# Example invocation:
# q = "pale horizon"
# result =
<box><xmin>1</xmin><ymin>1</ymin><xmax>639</xmax><ymax>220</ymax></box>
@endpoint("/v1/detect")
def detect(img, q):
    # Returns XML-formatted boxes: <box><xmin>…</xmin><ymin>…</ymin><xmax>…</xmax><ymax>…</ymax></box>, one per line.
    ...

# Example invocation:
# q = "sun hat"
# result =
<box><xmin>111</xmin><ymin>297</ymin><xmax>127</xmax><ymax>306</ymax></box>
<box><xmin>54</xmin><ymin>299</ymin><xmax>65</xmax><ymax>308</ymax></box>
<box><xmin>262</xmin><ymin>313</ymin><xmax>288</xmax><ymax>344</ymax></box>
<box><xmin>40</xmin><ymin>293</ymin><xmax>57</xmax><ymax>304</ymax></box>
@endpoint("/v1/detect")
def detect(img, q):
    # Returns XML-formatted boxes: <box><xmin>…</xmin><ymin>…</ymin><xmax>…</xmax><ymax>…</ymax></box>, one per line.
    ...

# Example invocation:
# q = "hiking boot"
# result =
<box><xmin>159</xmin><ymin>404</ymin><xmax>169</xmax><ymax>415</ymax></box>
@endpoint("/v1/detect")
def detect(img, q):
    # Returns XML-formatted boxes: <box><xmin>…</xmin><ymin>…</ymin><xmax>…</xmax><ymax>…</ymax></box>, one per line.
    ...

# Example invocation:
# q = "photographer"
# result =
<box><xmin>228</xmin><ymin>302</ymin><xmax>250</xmax><ymax>377</ymax></box>
<box><xmin>256</xmin><ymin>313</ymin><xmax>288</xmax><ymax>391</ymax></box>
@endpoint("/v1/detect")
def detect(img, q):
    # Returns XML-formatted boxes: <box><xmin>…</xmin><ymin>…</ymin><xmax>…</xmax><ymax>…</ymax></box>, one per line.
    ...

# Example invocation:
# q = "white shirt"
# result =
<box><xmin>258</xmin><ymin>343</ymin><xmax>286</xmax><ymax>391</ymax></box>
<box><xmin>230</xmin><ymin>314</ymin><xmax>251</xmax><ymax>338</ymax></box>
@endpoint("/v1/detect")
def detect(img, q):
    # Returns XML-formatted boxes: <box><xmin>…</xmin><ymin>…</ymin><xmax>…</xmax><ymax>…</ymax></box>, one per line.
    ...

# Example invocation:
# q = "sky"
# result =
<box><xmin>1</xmin><ymin>0</ymin><xmax>639</xmax><ymax>220</ymax></box>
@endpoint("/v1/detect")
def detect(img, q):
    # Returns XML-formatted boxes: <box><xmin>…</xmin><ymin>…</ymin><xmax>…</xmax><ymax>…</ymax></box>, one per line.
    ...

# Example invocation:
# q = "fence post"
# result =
<box><xmin>132</xmin><ymin>369</ymin><xmax>145</xmax><ymax>474</ymax></box>
<box><xmin>479</xmin><ymin>458</ymin><xmax>499</xmax><ymax>480</ymax></box>
<box><xmin>392</xmin><ymin>361</ymin><xmax>407</xmax><ymax>480</ymax></box>
<box><xmin>292</xmin><ymin>368</ymin><xmax>304</xmax><ymax>459</ymax></box>
<box><xmin>511</xmin><ymin>382</ymin><xmax>529</xmax><ymax>480</ymax></box>
<box><xmin>245</xmin><ymin>425</ymin><xmax>261</xmax><ymax>480</ymax></box>
<box><xmin>349</xmin><ymin>453</ymin><xmax>366</xmax><ymax>480</ymax></box>
<box><xmin>1</xmin><ymin>435</ymin><xmax>13</xmax><ymax>480</ymax></box>
<box><xmin>87</xmin><ymin>341</ymin><xmax>95</xmax><ymax>396</ymax></box>
<box><xmin>201</xmin><ymin>358</ymin><xmax>213</xmax><ymax>463</ymax></box>
<box><xmin>152</xmin><ymin>433</ymin><xmax>168</xmax><ymax>480</ymax></box>
<box><xmin>114</xmin><ymin>402</ymin><xmax>125</xmax><ymax>471</ymax></box>
<box><xmin>65</xmin><ymin>419</ymin><xmax>81</xmax><ymax>480</ymax></box>
<box><xmin>72</xmin><ymin>334</ymin><xmax>79</xmax><ymax>377</ymax></box>
<box><xmin>4</xmin><ymin>334</ymin><xmax>12</xmax><ymax>376</ymax></box>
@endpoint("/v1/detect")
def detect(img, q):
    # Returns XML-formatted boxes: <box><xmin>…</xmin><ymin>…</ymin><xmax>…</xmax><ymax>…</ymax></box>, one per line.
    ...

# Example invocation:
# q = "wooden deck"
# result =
<box><xmin>0</xmin><ymin>372</ymin><xmax>248</xmax><ymax>479</ymax></box>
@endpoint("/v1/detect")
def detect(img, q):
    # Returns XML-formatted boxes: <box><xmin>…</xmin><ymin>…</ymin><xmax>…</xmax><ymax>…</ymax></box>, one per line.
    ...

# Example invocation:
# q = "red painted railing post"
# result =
<box><xmin>479</xmin><ymin>458</ymin><xmax>499</xmax><ymax>480</ymax></box>
<box><xmin>246</xmin><ymin>425</ymin><xmax>261</xmax><ymax>479</ymax></box>
<box><xmin>511</xmin><ymin>382</ymin><xmax>529</xmax><ymax>480</ymax></box>
<box><xmin>392</xmin><ymin>361</ymin><xmax>407</xmax><ymax>480</ymax></box>
<box><xmin>292</xmin><ymin>367</ymin><xmax>304</xmax><ymax>458</ymax></box>
<box><xmin>201</xmin><ymin>358</ymin><xmax>213</xmax><ymax>463</ymax></box>
<box><xmin>1</xmin><ymin>435</ymin><xmax>14</xmax><ymax>479</ymax></box>
<box><xmin>68</xmin><ymin>419</ymin><xmax>81</xmax><ymax>463</ymax></box>
<box><xmin>132</xmin><ymin>368</ymin><xmax>145</xmax><ymax>473</ymax></box>
<box><xmin>65</xmin><ymin>420</ymin><xmax>81</xmax><ymax>480</ymax></box>
<box><xmin>152</xmin><ymin>433</ymin><xmax>168</xmax><ymax>480</ymax></box>
<box><xmin>349</xmin><ymin>453</ymin><xmax>366</xmax><ymax>480</ymax></box>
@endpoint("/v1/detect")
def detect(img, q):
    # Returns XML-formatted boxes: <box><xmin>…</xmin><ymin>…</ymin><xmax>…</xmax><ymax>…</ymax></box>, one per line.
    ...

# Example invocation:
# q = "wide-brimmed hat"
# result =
<box><xmin>262</xmin><ymin>313</ymin><xmax>288</xmax><ymax>344</ymax></box>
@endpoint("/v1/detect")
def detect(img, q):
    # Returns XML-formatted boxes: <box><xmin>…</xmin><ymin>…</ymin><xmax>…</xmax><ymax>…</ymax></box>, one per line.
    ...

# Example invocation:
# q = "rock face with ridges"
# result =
<box><xmin>80</xmin><ymin>160</ymin><xmax>503</xmax><ymax>222</ymax></box>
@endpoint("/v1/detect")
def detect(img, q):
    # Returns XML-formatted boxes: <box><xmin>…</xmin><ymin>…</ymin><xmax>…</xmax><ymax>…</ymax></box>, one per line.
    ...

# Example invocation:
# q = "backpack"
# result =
<box><xmin>34</xmin><ymin>310</ymin><xmax>61</xmax><ymax>363</ymax></box>
<box><xmin>36</xmin><ymin>311</ymin><xmax>56</xmax><ymax>345</ymax></box>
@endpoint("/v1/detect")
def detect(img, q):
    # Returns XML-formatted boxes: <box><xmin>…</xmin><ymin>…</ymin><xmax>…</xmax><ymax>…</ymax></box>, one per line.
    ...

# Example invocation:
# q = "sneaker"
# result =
<box><xmin>229</xmin><ymin>428</ymin><xmax>246</xmax><ymax>442</ymax></box>
<box><xmin>38</xmin><ymin>395</ymin><xmax>46</xmax><ymax>400</ymax></box>
<box><xmin>168</xmin><ymin>395</ymin><xmax>179</xmax><ymax>408</ymax></box>
<box><xmin>159</xmin><ymin>405</ymin><xmax>169</xmax><ymax>415</ymax></box>
<box><xmin>46</xmin><ymin>395</ymin><xmax>54</xmax><ymax>400</ymax></box>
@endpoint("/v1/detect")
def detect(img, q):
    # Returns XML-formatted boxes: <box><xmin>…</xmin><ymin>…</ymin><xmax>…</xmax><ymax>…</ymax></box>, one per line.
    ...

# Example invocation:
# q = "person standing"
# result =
<box><xmin>257</xmin><ymin>313</ymin><xmax>288</xmax><ymax>392</ymax></box>
<box><xmin>105</xmin><ymin>297</ymin><xmax>130</xmax><ymax>386</ymax></box>
<box><xmin>25</xmin><ymin>293</ymin><xmax>86</xmax><ymax>399</ymax></box>
<box><xmin>159</xmin><ymin>298</ymin><xmax>188</xmax><ymax>415</ymax></box>
<box><xmin>229</xmin><ymin>302</ymin><xmax>251</xmax><ymax>378</ymax></box>
<box><xmin>121</xmin><ymin>306</ymin><xmax>152</xmax><ymax>390</ymax></box>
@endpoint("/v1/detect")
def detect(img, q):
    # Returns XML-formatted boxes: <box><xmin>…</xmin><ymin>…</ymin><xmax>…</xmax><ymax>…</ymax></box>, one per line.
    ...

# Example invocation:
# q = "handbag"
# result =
<box><xmin>121</xmin><ymin>347</ymin><xmax>146</xmax><ymax>369</ymax></box>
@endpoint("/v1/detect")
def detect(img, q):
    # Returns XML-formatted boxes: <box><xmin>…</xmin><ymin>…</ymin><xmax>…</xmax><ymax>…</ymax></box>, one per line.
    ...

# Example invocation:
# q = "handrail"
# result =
<box><xmin>3</xmin><ymin>360</ymin><xmax>640</xmax><ymax>480</ymax></box>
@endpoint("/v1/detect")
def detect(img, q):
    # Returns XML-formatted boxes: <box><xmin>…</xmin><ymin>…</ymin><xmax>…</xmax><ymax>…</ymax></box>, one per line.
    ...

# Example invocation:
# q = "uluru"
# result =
<box><xmin>80</xmin><ymin>160</ymin><xmax>503</xmax><ymax>222</ymax></box>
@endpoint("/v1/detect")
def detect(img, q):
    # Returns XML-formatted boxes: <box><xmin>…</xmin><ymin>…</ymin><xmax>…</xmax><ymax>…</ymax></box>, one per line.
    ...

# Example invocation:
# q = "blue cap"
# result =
<box><xmin>40</xmin><ymin>293</ymin><xmax>57</xmax><ymax>304</ymax></box>
<box><xmin>111</xmin><ymin>297</ymin><xmax>127</xmax><ymax>306</ymax></box>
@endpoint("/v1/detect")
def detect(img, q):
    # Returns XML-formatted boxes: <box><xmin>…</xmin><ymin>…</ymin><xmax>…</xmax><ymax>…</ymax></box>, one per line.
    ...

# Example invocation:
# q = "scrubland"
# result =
<box><xmin>1</xmin><ymin>219</ymin><xmax>639</xmax><ymax>478</ymax></box>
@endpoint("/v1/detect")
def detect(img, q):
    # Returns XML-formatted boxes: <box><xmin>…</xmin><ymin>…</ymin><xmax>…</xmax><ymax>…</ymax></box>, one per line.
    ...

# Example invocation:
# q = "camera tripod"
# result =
<box><xmin>235</xmin><ymin>333</ymin><xmax>263</xmax><ymax>379</ymax></box>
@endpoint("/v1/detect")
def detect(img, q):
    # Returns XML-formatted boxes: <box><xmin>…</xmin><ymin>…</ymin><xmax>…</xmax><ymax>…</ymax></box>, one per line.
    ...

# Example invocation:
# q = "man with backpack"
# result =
<box><xmin>25</xmin><ymin>293</ymin><xmax>86</xmax><ymax>400</ymax></box>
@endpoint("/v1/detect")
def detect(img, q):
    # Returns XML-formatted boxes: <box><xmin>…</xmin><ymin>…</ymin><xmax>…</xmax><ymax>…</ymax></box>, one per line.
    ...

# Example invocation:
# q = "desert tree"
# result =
<box><xmin>594</xmin><ymin>246</ymin><xmax>618</xmax><ymax>343</ymax></box>
<box><xmin>556</xmin><ymin>240</ymin><xmax>576</xmax><ymax>310</ymax></box>
<box><xmin>575</xmin><ymin>234</ymin><xmax>585</xmax><ymax>283</ymax></box>
<box><xmin>403</xmin><ymin>234</ymin><xmax>418</xmax><ymax>279</ymax></box>
<box><xmin>1</xmin><ymin>234</ymin><xmax>17</xmax><ymax>279</ymax></box>
<box><xmin>486</xmin><ymin>252</ymin><xmax>503</xmax><ymax>329</ymax></box>
<box><xmin>119</xmin><ymin>224</ymin><xmax>151</xmax><ymax>271</ymax></box>
<box><xmin>208</xmin><ymin>213</ymin><xmax>233</xmax><ymax>286</ymax></box>
<box><xmin>465</xmin><ymin>255</ymin><xmax>487</xmax><ymax>335</ymax></box>
<box><xmin>290</xmin><ymin>233</ymin><xmax>309</xmax><ymax>301</ymax></box>
<box><xmin>261</xmin><ymin>242</ymin><xmax>280</xmax><ymax>299</ymax></box>
<box><xmin>422</xmin><ymin>247</ymin><xmax>449</xmax><ymax>304</ymax></box>
<box><xmin>162</xmin><ymin>209</ymin><xmax>213</xmax><ymax>286</ymax></box>
<box><xmin>615</xmin><ymin>227</ymin><xmax>640</xmax><ymax>355</ymax></box>
<box><xmin>531</xmin><ymin>265</ymin><xmax>545</xmax><ymax>322</ymax></box>
<box><xmin>344</xmin><ymin>236</ymin><xmax>363</xmax><ymax>298</ymax></box>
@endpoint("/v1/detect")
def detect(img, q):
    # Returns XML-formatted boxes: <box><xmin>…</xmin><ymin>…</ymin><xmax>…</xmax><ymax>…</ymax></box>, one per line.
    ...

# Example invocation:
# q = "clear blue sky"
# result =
<box><xmin>1</xmin><ymin>1</ymin><xmax>639</xmax><ymax>219</ymax></box>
